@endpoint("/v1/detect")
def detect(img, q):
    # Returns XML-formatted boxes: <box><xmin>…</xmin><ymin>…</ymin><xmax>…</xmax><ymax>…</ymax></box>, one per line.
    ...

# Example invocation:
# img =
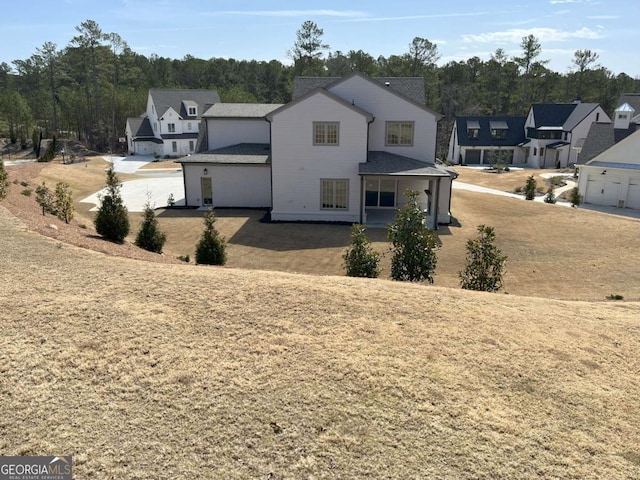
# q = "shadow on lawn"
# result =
<box><xmin>156</xmin><ymin>207</ymin><xmax>461</xmax><ymax>252</ymax></box>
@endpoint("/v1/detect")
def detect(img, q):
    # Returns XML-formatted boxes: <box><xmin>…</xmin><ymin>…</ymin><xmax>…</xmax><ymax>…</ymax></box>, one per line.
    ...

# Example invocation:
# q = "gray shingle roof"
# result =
<box><xmin>563</xmin><ymin>102</ymin><xmax>599</xmax><ymax>131</ymax></box>
<box><xmin>175</xmin><ymin>143</ymin><xmax>271</xmax><ymax>164</ymax></box>
<box><xmin>202</xmin><ymin>103</ymin><xmax>284</xmax><ymax>118</ymax></box>
<box><xmin>360</xmin><ymin>151</ymin><xmax>450</xmax><ymax>177</ymax></box>
<box><xmin>578</xmin><ymin>122</ymin><xmax>639</xmax><ymax>164</ymax></box>
<box><xmin>266</xmin><ymin>88</ymin><xmax>374</xmax><ymax>122</ymax></box>
<box><xmin>127</xmin><ymin>117</ymin><xmax>156</xmax><ymax>139</ymax></box>
<box><xmin>150</xmin><ymin>89</ymin><xmax>220</xmax><ymax>120</ymax></box>
<box><xmin>293</xmin><ymin>75</ymin><xmax>426</xmax><ymax>104</ymax></box>
<box><xmin>618</xmin><ymin>93</ymin><xmax>640</xmax><ymax>113</ymax></box>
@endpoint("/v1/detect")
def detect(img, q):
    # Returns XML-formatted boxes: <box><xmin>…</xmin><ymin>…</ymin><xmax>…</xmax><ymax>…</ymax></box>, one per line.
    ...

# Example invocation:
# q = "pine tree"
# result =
<box><xmin>525</xmin><ymin>175</ymin><xmax>537</xmax><ymax>200</ymax></box>
<box><xmin>135</xmin><ymin>201</ymin><xmax>167</xmax><ymax>253</ymax></box>
<box><xmin>35</xmin><ymin>182</ymin><xmax>55</xmax><ymax>215</ymax></box>
<box><xmin>388</xmin><ymin>189</ymin><xmax>438</xmax><ymax>283</ymax></box>
<box><xmin>343</xmin><ymin>224</ymin><xmax>380</xmax><ymax>278</ymax></box>
<box><xmin>460</xmin><ymin>225</ymin><xmax>507</xmax><ymax>292</ymax></box>
<box><xmin>54</xmin><ymin>182</ymin><xmax>74</xmax><ymax>223</ymax></box>
<box><xmin>0</xmin><ymin>158</ymin><xmax>8</xmax><ymax>201</ymax></box>
<box><xmin>94</xmin><ymin>166</ymin><xmax>130</xmax><ymax>242</ymax></box>
<box><xmin>195</xmin><ymin>209</ymin><xmax>227</xmax><ymax>265</ymax></box>
<box><xmin>569</xmin><ymin>187</ymin><xmax>582</xmax><ymax>207</ymax></box>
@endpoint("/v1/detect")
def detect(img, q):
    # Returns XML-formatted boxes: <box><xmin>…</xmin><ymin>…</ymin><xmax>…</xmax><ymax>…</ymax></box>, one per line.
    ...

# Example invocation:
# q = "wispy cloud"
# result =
<box><xmin>587</xmin><ymin>15</ymin><xmax>620</xmax><ymax>19</ymax></box>
<box><xmin>216</xmin><ymin>10</ymin><xmax>367</xmax><ymax>18</ymax></box>
<box><xmin>463</xmin><ymin>27</ymin><xmax>602</xmax><ymax>44</ymax></box>
<box><xmin>341</xmin><ymin>12</ymin><xmax>490</xmax><ymax>22</ymax></box>
<box><xmin>549</xmin><ymin>0</ymin><xmax>585</xmax><ymax>4</ymax></box>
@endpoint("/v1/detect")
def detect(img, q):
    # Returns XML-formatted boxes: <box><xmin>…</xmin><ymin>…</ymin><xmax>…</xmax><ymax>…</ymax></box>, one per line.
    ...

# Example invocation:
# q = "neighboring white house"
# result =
<box><xmin>125</xmin><ymin>89</ymin><xmax>220</xmax><ymax>157</ymax></box>
<box><xmin>176</xmin><ymin>73</ymin><xmax>456</xmax><ymax>228</ymax></box>
<box><xmin>578</xmin><ymin>94</ymin><xmax>640</xmax><ymax>210</ymax></box>
<box><xmin>448</xmin><ymin>102</ymin><xmax>610</xmax><ymax>168</ymax></box>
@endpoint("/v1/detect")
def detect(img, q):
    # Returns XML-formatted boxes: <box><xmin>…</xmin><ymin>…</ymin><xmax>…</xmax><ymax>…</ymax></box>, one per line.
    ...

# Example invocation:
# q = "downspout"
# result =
<box><xmin>266</xmin><ymin>116</ymin><xmax>274</xmax><ymax>219</ymax></box>
<box><xmin>181</xmin><ymin>162</ymin><xmax>188</xmax><ymax>207</ymax></box>
<box><xmin>361</xmin><ymin>116</ymin><xmax>375</xmax><ymax>225</ymax></box>
<box><xmin>433</xmin><ymin>177</ymin><xmax>441</xmax><ymax>230</ymax></box>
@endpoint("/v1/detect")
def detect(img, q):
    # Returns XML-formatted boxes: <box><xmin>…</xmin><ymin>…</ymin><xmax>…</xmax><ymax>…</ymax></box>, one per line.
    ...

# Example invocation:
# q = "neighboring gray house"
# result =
<box><xmin>176</xmin><ymin>72</ymin><xmax>456</xmax><ymax>228</ymax></box>
<box><xmin>125</xmin><ymin>89</ymin><xmax>220</xmax><ymax>157</ymax></box>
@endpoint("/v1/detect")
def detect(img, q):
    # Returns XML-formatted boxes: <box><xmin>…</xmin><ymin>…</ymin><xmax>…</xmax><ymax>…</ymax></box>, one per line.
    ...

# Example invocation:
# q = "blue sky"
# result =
<box><xmin>1</xmin><ymin>0</ymin><xmax>638</xmax><ymax>76</ymax></box>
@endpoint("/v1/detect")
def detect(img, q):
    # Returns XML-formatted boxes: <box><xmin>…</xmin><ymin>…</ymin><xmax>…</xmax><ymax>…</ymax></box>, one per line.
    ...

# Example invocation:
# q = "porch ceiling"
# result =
<box><xmin>360</xmin><ymin>151</ymin><xmax>450</xmax><ymax>177</ymax></box>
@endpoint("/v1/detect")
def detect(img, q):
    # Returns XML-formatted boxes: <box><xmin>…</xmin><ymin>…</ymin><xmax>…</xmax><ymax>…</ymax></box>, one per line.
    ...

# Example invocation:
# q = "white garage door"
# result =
<box><xmin>585</xmin><ymin>175</ymin><xmax>622</xmax><ymax>207</ymax></box>
<box><xmin>627</xmin><ymin>177</ymin><xmax>640</xmax><ymax>209</ymax></box>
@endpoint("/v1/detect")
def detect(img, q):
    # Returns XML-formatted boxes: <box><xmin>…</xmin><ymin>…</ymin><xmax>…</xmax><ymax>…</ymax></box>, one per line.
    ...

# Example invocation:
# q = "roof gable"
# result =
<box><xmin>530</xmin><ymin>103</ymin><xmax>577</xmax><ymax>128</ymax></box>
<box><xmin>587</xmin><ymin>128</ymin><xmax>640</xmax><ymax>166</ymax></box>
<box><xmin>265</xmin><ymin>88</ymin><xmax>374</xmax><ymax>122</ymax></box>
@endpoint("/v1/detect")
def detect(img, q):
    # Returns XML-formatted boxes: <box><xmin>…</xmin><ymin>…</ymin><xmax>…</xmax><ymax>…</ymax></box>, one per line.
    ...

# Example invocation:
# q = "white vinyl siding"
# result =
<box><xmin>386</xmin><ymin>122</ymin><xmax>414</xmax><ymax>146</ymax></box>
<box><xmin>321</xmin><ymin>179</ymin><xmax>348</xmax><ymax>210</ymax></box>
<box><xmin>314</xmin><ymin>122</ymin><xmax>339</xmax><ymax>145</ymax></box>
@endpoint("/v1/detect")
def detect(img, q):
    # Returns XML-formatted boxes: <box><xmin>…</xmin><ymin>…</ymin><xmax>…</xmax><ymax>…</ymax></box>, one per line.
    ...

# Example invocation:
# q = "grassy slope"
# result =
<box><xmin>1</xmin><ymin>206</ymin><xmax>639</xmax><ymax>479</ymax></box>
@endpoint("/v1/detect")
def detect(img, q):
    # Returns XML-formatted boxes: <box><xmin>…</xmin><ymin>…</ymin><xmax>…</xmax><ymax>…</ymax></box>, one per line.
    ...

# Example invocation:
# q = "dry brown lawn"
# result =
<box><xmin>1</xmin><ymin>205</ymin><xmax>639</xmax><ymax>479</ymax></box>
<box><xmin>4</xmin><ymin>160</ymin><xmax>640</xmax><ymax>301</ymax></box>
<box><xmin>454</xmin><ymin>166</ymin><xmax>564</xmax><ymax>193</ymax></box>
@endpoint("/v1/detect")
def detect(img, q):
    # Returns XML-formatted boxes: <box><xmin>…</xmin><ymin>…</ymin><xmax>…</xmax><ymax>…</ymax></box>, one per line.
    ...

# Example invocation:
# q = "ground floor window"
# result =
<box><xmin>172</xmin><ymin>141</ymin><xmax>177</xmax><ymax>153</ymax></box>
<box><xmin>189</xmin><ymin>140</ymin><xmax>194</xmax><ymax>152</ymax></box>
<box><xmin>321</xmin><ymin>179</ymin><xmax>349</xmax><ymax>210</ymax></box>
<box><xmin>365</xmin><ymin>178</ymin><xmax>397</xmax><ymax>207</ymax></box>
<box><xmin>201</xmin><ymin>177</ymin><xmax>212</xmax><ymax>205</ymax></box>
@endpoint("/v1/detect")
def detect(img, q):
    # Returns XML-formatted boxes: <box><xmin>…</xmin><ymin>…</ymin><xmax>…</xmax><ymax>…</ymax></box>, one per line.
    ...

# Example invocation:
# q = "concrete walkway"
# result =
<box><xmin>81</xmin><ymin>155</ymin><xmax>185</xmax><ymax>212</ymax></box>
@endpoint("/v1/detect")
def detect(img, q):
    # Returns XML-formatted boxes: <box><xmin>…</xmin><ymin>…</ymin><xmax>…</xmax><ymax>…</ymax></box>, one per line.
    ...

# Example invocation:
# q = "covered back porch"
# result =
<box><xmin>359</xmin><ymin>151</ymin><xmax>455</xmax><ymax>230</ymax></box>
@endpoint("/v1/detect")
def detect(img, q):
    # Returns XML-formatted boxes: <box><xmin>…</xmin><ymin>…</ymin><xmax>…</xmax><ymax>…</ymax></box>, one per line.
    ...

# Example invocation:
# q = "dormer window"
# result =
<box><xmin>466</xmin><ymin>120</ymin><xmax>480</xmax><ymax>140</ymax></box>
<box><xmin>489</xmin><ymin>120</ymin><xmax>508</xmax><ymax>140</ymax></box>
<box><xmin>618</xmin><ymin>114</ymin><xmax>628</xmax><ymax>120</ymax></box>
<box><xmin>188</xmin><ymin>106</ymin><xmax>197</xmax><ymax>116</ymax></box>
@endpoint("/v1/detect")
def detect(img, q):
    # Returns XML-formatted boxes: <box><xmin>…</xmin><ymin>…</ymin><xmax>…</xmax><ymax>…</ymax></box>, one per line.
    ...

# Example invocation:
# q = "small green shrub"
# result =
<box><xmin>524</xmin><ymin>175</ymin><xmax>537</xmax><ymax>200</ymax></box>
<box><xmin>79</xmin><ymin>224</ymin><xmax>87</xmax><ymax>229</ymax></box>
<box><xmin>606</xmin><ymin>294</ymin><xmax>624</xmax><ymax>301</ymax></box>
<box><xmin>21</xmin><ymin>189</ymin><xmax>32</xmax><ymax>196</ymax></box>
<box><xmin>544</xmin><ymin>187</ymin><xmax>556</xmax><ymax>204</ymax></box>
<box><xmin>195</xmin><ymin>210</ymin><xmax>227</xmax><ymax>265</ymax></box>
<box><xmin>569</xmin><ymin>187</ymin><xmax>582</xmax><ymax>208</ymax></box>
<box><xmin>548</xmin><ymin>176</ymin><xmax>565</xmax><ymax>186</ymax></box>
<box><xmin>135</xmin><ymin>201</ymin><xmax>167</xmax><ymax>254</ymax></box>
<box><xmin>0</xmin><ymin>159</ymin><xmax>8</xmax><ymax>201</ymax></box>
<box><xmin>459</xmin><ymin>225</ymin><xmax>507</xmax><ymax>292</ymax></box>
<box><xmin>343</xmin><ymin>224</ymin><xmax>380</xmax><ymax>278</ymax></box>
<box><xmin>20</xmin><ymin>181</ymin><xmax>29</xmax><ymax>187</ymax></box>
<box><xmin>177</xmin><ymin>254</ymin><xmax>190</xmax><ymax>263</ymax></box>
<box><xmin>35</xmin><ymin>183</ymin><xmax>55</xmax><ymax>215</ymax></box>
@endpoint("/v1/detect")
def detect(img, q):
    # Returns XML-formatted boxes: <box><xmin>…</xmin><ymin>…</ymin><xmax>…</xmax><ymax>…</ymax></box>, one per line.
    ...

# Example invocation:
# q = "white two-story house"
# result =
<box><xmin>176</xmin><ymin>73</ymin><xmax>456</xmax><ymax>228</ymax></box>
<box><xmin>125</xmin><ymin>89</ymin><xmax>220</xmax><ymax>157</ymax></box>
<box><xmin>448</xmin><ymin>101</ymin><xmax>609</xmax><ymax>168</ymax></box>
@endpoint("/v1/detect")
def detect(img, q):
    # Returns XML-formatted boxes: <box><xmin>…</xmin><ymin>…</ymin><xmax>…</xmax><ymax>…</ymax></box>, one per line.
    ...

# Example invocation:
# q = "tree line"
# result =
<box><xmin>1</xmin><ymin>19</ymin><xmax>638</xmax><ymax>155</ymax></box>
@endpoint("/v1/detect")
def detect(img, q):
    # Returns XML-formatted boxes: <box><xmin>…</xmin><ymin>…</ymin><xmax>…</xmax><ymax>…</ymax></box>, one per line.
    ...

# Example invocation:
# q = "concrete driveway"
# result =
<box><xmin>81</xmin><ymin>156</ymin><xmax>185</xmax><ymax>212</ymax></box>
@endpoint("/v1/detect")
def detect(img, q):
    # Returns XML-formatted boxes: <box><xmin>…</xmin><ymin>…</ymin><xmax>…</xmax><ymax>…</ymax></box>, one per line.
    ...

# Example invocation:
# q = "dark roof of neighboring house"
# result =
<box><xmin>360</xmin><ymin>151</ymin><xmax>450</xmax><ymax>177</ymax></box>
<box><xmin>293</xmin><ymin>75</ymin><xmax>426</xmax><ymax>105</ymax></box>
<box><xmin>454</xmin><ymin>116</ymin><xmax>527</xmax><ymax>147</ymax></box>
<box><xmin>202</xmin><ymin>103</ymin><xmax>284</xmax><ymax>118</ymax></box>
<box><xmin>578</xmin><ymin>121</ymin><xmax>640</xmax><ymax>164</ymax></box>
<box><xmin>530</xmin><ymin>103</ymin><xmax>599</xmax><ymax>129</ymax></box>
<box><xmin>174</xmin><ymin>143</ymin><xmax>271</xmax><ymax>164</ymax></box>
<box><xmin>160</xmin><ymin>133</ymin><xmax>199</xmax><ymax>140</ymax></box>
<box><xmin>150</xmin><ymin>89</ymin><xmax>220</xmax><ymax>119</ymax></box>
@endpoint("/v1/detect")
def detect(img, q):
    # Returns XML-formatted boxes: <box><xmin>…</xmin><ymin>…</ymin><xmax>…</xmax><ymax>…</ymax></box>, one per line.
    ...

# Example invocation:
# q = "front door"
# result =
<box><xmin>201</xmin><ymin>177</ymin><xmax>213</xmax><ymax>206</ymax></box>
